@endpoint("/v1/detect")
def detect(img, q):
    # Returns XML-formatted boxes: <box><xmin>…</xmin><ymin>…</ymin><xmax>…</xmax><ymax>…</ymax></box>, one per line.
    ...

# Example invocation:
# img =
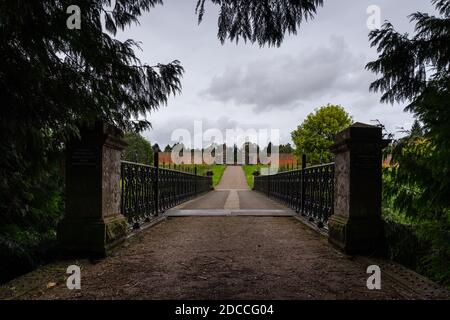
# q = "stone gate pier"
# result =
<box><xmin>328</xmin><ymin>123</ymin><xmax>389</xmax><ymax>255</ymax></box>
<box><xmin>58</xmin><ymin>122</ymin><xmax>128</xmax><ymax>256</ymax></box>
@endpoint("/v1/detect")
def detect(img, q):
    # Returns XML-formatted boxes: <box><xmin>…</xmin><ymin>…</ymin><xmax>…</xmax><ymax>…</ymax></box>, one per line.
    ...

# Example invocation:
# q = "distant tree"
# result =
<box><xmin>409</xmin><ymin>120</ymin><xmax>425</xmax><ymax>139</ymax></box>
<box><xmin>279</xmin><ymin>143</ymin><xmax>294</xmax><ymax>154</ymax></box>
<box><xmin>291</xmin><ymin>104</ymin><xmax>352</xmax><ymax>164</ymax></box>
<box><xmin>243</xmin><ymin>142</ymin><xmax>250</xmax><ymax>165</ymax></box>
<box><xmin>164</xmin><ymin>144</ymin><xmax>172</xmax><ymax>152</ymax></box>
<box><xmin>242</xmin><ymin>142</ymin><xmax>258</xmax><ymax>164</ymax></box>
<box><xmin>122</xmin><ymin>133</ymin><xmax>153</xmax><ymax>165</ymax></box>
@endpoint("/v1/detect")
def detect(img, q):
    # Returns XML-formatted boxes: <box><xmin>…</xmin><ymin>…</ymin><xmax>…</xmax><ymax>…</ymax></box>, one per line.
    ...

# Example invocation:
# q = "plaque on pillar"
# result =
<box><xmin>328</xmin><ymin>122</ymin><xmax>390</xmax><ymax>255</ymax></box>
<box><xmin>58</xmin><ymin>121</ymin><xmax>128</xmax><ymax>257</ymax></box>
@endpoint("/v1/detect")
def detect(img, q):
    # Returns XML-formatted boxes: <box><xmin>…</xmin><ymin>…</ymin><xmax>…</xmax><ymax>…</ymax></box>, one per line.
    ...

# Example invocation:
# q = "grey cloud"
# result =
<box><xmin>126</xmin><ymin>0</ymin><xmax>431</xmax><ymax>144</ymax></box>
<box><xmin>202</xmin><ymin>36</ymin><xmax>375</xmax><ymax>111</ymax></box>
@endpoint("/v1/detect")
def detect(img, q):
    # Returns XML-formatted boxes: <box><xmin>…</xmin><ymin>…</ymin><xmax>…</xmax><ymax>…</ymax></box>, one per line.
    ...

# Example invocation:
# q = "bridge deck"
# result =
<box><xmin>0</xmin><ymin>216</ymin><xmax>422</xmax><ymax>300</ymax></box>
<box><xmin>1</xmin><ymin>166</ymin><xmax>448</xmax><ymax>299</ymax></box>
<box><xmin>173</xmin><ymin>166</ymin><xmax>287</xmax><ymax>212</ymax></box>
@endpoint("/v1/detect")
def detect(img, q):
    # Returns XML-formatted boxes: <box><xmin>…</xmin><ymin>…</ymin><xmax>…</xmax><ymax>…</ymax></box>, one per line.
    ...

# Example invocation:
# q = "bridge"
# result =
<box><xmin>1</xmin><ymin>122</ymin><xmax>449</xmax><ymax>300</ymax></box>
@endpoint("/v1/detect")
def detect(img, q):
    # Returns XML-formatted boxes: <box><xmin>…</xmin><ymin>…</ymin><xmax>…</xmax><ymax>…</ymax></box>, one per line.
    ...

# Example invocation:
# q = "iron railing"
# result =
<box><xmin>121</xmin><ymin>161</ymin><xmax>212</xmax><ymax>227</ymax></box>
<box><xmin>254</xmin><ymin>163</ymin><xmax>334</xmax><ymax>228</ymax></box>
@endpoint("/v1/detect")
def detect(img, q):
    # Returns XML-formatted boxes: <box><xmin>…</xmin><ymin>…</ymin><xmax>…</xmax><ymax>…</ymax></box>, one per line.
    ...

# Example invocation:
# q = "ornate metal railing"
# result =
<box><xmin>121</xmin><ymin>161</ymin><xmax>212</xmax><ymax>227</ymax></box>
<box><xmin>254</xmin><ymin>163</ymin><xmax>334</xmax><ymax>228</ymax></box>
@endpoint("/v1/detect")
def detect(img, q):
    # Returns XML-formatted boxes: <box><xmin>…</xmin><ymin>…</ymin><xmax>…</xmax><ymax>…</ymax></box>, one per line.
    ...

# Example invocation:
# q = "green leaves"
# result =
<box><xmin>122</xmin><ymin>132</ymin><xmax>154</xmax><ymax>165</ymax></box>
<box><xmin>367</xmin><ymin>0</ymin><xmax>449</xmax><ymax>106</ymax></box>
<box><xmin>367</xmin><ymin>0</ymin><xmax>450</xmax><ymax>217</ymax></box>
<box><xmin>291</xmin><ymin>104</ymin><xmax>352</xmax><ymax>164</ymax></box>
<box><xmin>371</xmin><ymin>1</ymin><xmax>450</xmax><ymax>284</ymax></box>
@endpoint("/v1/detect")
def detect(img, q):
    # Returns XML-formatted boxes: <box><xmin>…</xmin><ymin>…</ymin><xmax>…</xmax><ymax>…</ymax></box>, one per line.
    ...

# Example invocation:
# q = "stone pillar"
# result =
<box><xmin>328</xmin><ymin>123</ymin><xmax>389</xmax><ymax>255</ymax></box>
<box><xmin>58</xmin><ymin>122</ymin><xmax>128</xmax><ymax>257</ymax></box>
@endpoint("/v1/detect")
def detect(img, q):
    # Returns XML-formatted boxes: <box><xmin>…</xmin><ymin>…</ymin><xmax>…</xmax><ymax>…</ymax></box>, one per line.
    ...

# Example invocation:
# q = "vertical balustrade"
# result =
<box><xmin>254</xmin><ymin>161</ymin><xmax>335</xmax><ymax>229</ymax></box>
<box><xmin>120</xmin><ymin>161</ymin><xmax>212</xmax><ymax>227</ymax></box>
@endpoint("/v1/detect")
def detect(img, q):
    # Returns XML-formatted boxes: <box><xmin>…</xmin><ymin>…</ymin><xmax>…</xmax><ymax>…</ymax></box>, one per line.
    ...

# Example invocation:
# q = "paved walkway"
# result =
<box><xmin>215</xmin><ymin>165</ymin><xmax>249</xmax><ymax>190</ymax></box>
<box><xmin>172</xmin><ymin>166</ymin><xmax>286</xmax><ymax>212</ymax></box>
<box><xmin>1</xmin><ymin>166</ymin><xmax>448</xmax><ymax>300</ymax></box>
<box><xmin>173</xmin><ymin>189</ymin><xmax>286</xmax><ymax>211</ymax></box>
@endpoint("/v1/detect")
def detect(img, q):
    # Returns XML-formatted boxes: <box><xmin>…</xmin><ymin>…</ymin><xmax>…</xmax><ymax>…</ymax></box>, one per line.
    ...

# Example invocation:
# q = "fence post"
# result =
<box><xmin>328</xmin><ymin>123</ymin><xmax>389</xmax><ymax>255</ymax></box>
<box><xmin>153</xmin><ymin>149</ymin><xmax>159</xmax><ymax>215</ymax></box>
<box><xmin>58</xmin><ymin>121</ymin><xmax>128</xmax><ymax>257</ymax></box>
<box><xmin>194</xmin><ymin>165</ymin><xmax>198</xmax><ymax>196</ymax></box>
<box><xmin>300</xmin><ymin>153</ymin><xmax>306</xmax><ymax>214</ymax></box>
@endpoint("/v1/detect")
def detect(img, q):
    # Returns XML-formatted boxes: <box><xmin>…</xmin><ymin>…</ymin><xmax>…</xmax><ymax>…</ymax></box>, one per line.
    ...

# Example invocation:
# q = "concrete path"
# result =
<box><xmin>172</xmin><ymin>166</ymin><xmax>286</xmax><ymax>213</ymax></box>
<box><xmin>172</xmin><ymin>189</ymin><xmax>286</xmax><ymax>211</ymax></box>
<box><xmin>215</xmin><ymin>165</ymin><xmax>249</xmax><ymax>190</ymax></box>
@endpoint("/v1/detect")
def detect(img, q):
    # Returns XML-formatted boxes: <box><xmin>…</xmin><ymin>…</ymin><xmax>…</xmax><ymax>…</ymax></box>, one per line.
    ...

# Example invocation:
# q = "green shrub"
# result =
<box><xmin>383</xmin><ymin>215</ymin><xmax>428</xmax><ymax>271</ymax></box>
<box><xmin>0</xmin><ymin>155</ymin><xmax>63</xmax><ymax>284</ymax></box>
<box><xmin>382</xmin><ymin>169</ymin><xmax>450</xmax><ymax>287</ymax></box>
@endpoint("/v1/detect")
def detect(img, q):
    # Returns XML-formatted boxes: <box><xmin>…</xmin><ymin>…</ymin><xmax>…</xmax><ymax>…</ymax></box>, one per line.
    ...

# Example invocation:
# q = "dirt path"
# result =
<box><xmin>2</xmin><ymin>166</ymin><xmax>447</xmax><ymax>300</ymax></box>
<box><xmin>0</xmin><ymin>217</ymin><xmax>422</xmax><ymax>300</ymax></box>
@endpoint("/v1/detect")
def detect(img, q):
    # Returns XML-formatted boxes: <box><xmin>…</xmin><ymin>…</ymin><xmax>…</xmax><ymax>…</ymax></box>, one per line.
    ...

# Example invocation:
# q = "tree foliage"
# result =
<box><xmin>367</xmin><ymin>0</ymin><xmax>450</xmax><ymax>217</ymax></box>
<box><xmin>382</xmin><ymin>121</ymin><xmax>450</xmax><ymax>285</ymax></box>
<box><xmin>0</xmin><ymin>0</ymin><xmax>183</xmax><ymax>233</ymax></box>
<box><xmin>279</xmin><ymin>143</ymin><xmax>294</xmax><ymax>154</ymax></box>
<box><xmin>291</xmin><ymin>104</ymin><xmax>352</xmax><ymax>164</ymax></box>
<box><xmin>164</xmin><ymin>144</ymin><xmax>173</xmax><ymax>152</ymax></box>
<box><xmin>196</xmin><ymin>0</ymin><xmax>323</xmax><ymax>47</ymax></box>
<box><xmin>122</xmin><ymin>132</ymin><xmax>154</xmax><ymax>165</ymax></box>
<box><xmin>368</xmin><ymin>0</ymin><xmax>450</xmax><ymax>285</ymax></box>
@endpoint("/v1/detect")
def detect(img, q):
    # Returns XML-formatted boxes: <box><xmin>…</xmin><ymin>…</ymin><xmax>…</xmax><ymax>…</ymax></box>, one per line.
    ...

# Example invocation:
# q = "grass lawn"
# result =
<box><xmin>198</xmin><ymin>164</ymin><xmax>226</xmax><ymax>187</ymax></box>
<box><xmin>160</xmin><ymin>163</ymin><xmax>226</xmax><ymax>187</ymax></box>
<box><xmin>242</xmin><ymin>164</ymin><xmax>268</xmax><ymax>189</ymax></box>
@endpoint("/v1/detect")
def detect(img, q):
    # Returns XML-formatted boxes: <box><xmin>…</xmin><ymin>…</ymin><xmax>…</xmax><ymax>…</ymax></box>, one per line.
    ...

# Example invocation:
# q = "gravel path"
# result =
<box><xmin>2</xmin><ymin>166</ymin><xmax>446</xmax><ymax>300</ymax></box>
<box><xmin>0</xmin><ymin>217</ymin><xmax>417</xmax><ymax>300</ymax></box>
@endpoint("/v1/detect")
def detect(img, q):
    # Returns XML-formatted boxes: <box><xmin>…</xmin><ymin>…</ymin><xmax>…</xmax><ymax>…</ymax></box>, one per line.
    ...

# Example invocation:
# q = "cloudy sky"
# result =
<box><xmin>117</xmin><ymin>0</ymin><xmax>436</xmax><ymax>147</ymax></box>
